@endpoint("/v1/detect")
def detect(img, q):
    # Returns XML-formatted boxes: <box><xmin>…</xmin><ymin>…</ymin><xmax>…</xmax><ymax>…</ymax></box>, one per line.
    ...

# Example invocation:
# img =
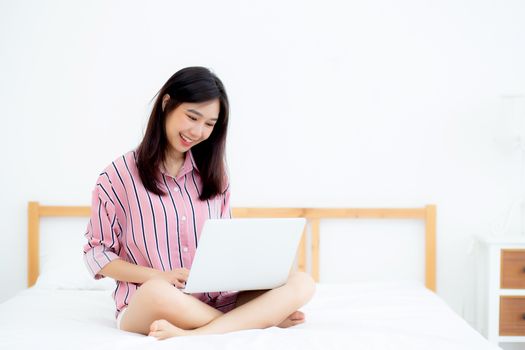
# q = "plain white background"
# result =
<box><xmin>1</xmin><ymin>0</ymin><xmax>525</xmax><ymax>332</ymax></box>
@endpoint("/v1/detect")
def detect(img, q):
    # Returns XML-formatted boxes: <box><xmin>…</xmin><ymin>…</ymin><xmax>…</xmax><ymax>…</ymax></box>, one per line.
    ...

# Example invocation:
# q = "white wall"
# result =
<box><xmin>1</xmin><ymin>0</ymin><xmax>525</xmax><ymax>329</ymax></box>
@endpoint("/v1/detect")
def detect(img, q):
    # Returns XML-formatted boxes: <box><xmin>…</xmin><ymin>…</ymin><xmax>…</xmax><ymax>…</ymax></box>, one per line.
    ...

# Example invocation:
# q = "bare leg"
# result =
<box><xmin>235</xmin><ymin>289</ymin><xmax>306</xmax><ymax>328</ymax></box>
<box><xmin>119</xmin><ymin>279</ymin><xmax>224</xmax><ymax>334</ymax></box>
<box><xmin>149</xmin><ymin>271</ymin><xmax>315</xmax><ymax>339</ymax></box>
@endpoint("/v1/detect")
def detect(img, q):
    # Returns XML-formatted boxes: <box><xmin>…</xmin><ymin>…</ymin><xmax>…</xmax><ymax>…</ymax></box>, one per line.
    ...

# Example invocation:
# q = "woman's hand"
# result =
<box><xmin>154</xmin><ymin>268</ymin><xmax>190</xmax><ymax>288</ymax></box>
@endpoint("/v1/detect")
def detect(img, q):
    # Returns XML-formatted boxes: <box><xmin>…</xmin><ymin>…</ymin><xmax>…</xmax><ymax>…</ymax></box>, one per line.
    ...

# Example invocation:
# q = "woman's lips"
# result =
<box><xmin>180</xmin><ymin>133</ymin><xmax>193</xmax><ymax>147</ymax></box>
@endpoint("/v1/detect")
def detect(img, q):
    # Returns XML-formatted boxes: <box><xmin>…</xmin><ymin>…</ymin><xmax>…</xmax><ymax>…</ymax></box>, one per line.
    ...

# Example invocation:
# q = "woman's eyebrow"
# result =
<box><xmin>186</xmin><ymin>108</ymin><xmax>218</xmax><ymax>121</ymax></box>
<box><xmin>186</xmin><ymin>108</ymin><xmax>203</xmax><ymax>117</ymax></box>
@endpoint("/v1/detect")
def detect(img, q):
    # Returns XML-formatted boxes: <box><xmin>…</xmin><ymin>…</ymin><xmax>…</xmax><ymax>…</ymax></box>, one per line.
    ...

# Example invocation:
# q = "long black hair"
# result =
<box><xmin>136</xmin><ymin>66</ymin><xmax>230</xmax><ymax>201</ymax></box>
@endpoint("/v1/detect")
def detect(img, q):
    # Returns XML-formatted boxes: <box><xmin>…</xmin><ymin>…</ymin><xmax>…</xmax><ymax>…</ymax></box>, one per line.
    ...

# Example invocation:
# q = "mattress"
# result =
<box><xmin>0</xmin><ymin>281</ymin><xmax>500</xmax><ymax>350</ymax></box>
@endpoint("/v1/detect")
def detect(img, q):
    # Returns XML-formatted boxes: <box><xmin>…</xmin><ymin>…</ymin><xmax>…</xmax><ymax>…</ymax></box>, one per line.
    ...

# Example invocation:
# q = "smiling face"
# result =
<box><xmin>163</xmin><ymin>95</ymin><xmax>220</xmax><ymax>159</ymax></box>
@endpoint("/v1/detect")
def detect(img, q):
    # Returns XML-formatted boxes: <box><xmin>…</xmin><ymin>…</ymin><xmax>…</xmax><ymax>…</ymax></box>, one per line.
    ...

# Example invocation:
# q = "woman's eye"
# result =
<box><xmin>187</xmin><ymin>115</ymin><xmax>197</xmax><ymax>121</ymax></box>
<box><xmin>206</xmin><ymin>123</ymin><xmax>215</xmax><ymax>127</ymax></box>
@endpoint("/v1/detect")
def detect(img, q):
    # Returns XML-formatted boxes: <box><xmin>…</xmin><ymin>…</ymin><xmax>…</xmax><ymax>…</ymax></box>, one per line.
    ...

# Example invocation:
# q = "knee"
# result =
<box><xmin>287</xmin><ymin>271</ymin><xmax>316</xmax><ymax>304</ymax></box>
<box><xmin>138</xmin><ymin>279</ymin><xmax>185</xmax><ymax>312</ymax></box>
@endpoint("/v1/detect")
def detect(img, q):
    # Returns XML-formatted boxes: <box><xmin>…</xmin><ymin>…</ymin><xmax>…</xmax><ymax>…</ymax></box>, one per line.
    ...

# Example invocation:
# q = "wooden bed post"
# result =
<box><xmin>297</xmin><ymin>226</ymin><xmax>307</xmax><ymax>273</ymax></box>
<box><xmin>311</xmin><ymin>218</ymin><xmax>320</xmax><ymax>282</ymax></box>
<box><xmin>425</xmin><ymin>205</ymin><xmax>437</xmax><ymax>292</ymax></box>
<box><xmin>28</xmin><ymin>201</ymin><xmax>40</xmax><ymax>287</ymax></box>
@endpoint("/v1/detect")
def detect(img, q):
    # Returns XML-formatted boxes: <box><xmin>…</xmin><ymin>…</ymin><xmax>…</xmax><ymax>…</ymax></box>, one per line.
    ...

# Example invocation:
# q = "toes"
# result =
<box><xmin>287</xmin><ymin>312</ymin><xmax>306</xmax><ymax>327</ymax></box>
<box><xmin>148</xmin><ymin>330</ymin><xmax>167</xmax><ymax>340</ymax></box>
<box><xmin>149</xmin><ymin>319</ymin><xmax>187</xmax><ymax>338</ymax></box>
<box><xmin>150</xmin><ymin>319</ymin><xmax>168</xmax><ymax>333</ymax></box>
<box><xmin>150</xmin><ymin>319</ymin><xmax>162</xmax><ymax>332</ymax></box>
<box><xmin>295</xmin><ymin>311</ymin><xmax>305</xmax><ymax>318</ymax></box>
<box><xmin>290</xmin><ymin>311</ymin><xmax>305</xmax><ymax>321</ymax></box>
<box><xmin>285</xmin><ymin>318</ymin><xmax>304</xmax><ymax>328</ymax></box>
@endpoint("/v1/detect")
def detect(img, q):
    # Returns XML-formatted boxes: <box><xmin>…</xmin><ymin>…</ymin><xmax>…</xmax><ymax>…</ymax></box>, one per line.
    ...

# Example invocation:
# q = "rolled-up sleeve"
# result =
<box><xmin>83</xmin><ymin>174</ymin><xmax>121</xmax><ymax>279</ymax></box>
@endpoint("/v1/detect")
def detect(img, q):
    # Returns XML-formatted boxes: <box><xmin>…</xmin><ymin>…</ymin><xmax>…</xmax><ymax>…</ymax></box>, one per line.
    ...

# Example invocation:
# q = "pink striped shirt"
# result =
<box><xmin>83</xmin><ymin>149</ymin><xmax>237</xmax><ymax>318</ymax></box>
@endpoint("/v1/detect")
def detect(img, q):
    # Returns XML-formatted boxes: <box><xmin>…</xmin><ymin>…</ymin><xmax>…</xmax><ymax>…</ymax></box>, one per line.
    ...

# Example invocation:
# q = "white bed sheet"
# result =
<box><xmin>0</xmin><ymin>281</ymin><xmax>501</xmax><ymax>350</ymax></box>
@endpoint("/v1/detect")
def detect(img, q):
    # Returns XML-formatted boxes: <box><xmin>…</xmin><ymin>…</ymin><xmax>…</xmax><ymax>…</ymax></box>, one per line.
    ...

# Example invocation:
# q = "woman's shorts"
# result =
<box><xmin>116</xmin><ymin>307</ymin><xmax>128</xmax><ymax>330</ymax></box>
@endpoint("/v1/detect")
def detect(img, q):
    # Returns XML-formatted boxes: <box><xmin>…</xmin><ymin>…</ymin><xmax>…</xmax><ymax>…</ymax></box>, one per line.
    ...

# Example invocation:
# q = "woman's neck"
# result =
<box><xmin>164</xmin><ymin>149</ymin><xmax>185</xmax><ymax>177</ymax></box>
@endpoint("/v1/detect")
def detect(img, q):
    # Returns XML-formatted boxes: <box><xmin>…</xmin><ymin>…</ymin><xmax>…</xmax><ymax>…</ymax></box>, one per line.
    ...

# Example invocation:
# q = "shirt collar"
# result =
<box><xmin>159</xmin><ymin>150</ymin><xmax>199</xmax><ymax>180</ymax></box>
<box><xmin>181</xmin><ymin>150</ymin><xmax>199</xmax><ymax>176</ymax></box>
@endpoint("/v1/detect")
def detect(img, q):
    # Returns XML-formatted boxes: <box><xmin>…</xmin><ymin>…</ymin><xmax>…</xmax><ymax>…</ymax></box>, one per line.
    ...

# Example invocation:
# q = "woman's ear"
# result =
<box><xmin>162</xmin><ymin>94</ymin><xmax>170</xmax><ymax>112</ymax></box>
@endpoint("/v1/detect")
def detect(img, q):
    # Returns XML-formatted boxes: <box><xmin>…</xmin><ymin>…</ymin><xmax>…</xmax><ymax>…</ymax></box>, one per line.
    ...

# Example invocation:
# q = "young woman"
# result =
<box><xmin>83</xmin><ymin>66</ymin><xmax>315</xmax><ymax>340</ymax></box>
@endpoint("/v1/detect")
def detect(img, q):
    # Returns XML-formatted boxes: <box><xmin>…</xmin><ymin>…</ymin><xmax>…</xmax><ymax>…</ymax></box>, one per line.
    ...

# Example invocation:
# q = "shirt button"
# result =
<box><xmin>182</xmin><ymin>247</ymin><xmax>189</xmax><ymax>252</ymax></box>
<box><xmin>181</xmin><ymin>216</ymin><xmax>187</xmax><ymax>221</ymax></box>
<box><xmin>174</xmin><ymin>187</ymin><xmax>180</xmax><ymax>192</ymax></box>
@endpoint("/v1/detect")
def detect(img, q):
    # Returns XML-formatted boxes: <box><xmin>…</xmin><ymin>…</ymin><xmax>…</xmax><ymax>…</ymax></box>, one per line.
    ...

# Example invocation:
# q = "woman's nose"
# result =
<box><xmin>189</xmin><ymin>124</ymin><xmax>204</xmax><ymax>139</ymax></box>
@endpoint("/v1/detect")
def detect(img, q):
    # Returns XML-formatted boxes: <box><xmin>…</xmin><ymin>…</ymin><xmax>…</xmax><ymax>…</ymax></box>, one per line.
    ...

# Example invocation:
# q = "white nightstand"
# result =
<box><xmin>476</xmin><ymin>235</ymin><xmax>525</xmax><ymax>347</ymax></box>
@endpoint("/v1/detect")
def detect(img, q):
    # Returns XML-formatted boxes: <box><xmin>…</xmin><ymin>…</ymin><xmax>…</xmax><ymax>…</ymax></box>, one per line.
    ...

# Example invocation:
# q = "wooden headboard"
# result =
<box><xmin>27</xmin><ymin>202</ymin><xmax>437</xmax><ymax>291</ymax></box>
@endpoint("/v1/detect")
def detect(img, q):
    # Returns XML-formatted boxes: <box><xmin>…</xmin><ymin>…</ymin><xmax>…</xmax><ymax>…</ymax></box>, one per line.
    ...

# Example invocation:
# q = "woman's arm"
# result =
<box><xmin>100</xmin><ymin>259</ymin><xmax>188</xmax><ymax>287</ymax></box>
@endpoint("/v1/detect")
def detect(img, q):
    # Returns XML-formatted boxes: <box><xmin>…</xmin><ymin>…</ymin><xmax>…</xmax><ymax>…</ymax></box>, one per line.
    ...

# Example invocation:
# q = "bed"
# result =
<box><xmin>0</xmin><ymin>203</ymin><xmax>500</xmax><ymax>350</ymax></box>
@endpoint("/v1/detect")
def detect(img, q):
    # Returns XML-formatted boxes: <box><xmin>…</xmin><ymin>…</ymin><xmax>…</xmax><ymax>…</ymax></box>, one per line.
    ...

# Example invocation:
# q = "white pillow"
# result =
<box><xmin>35</xmin><ymin>253</ymin><xmax>116</xmax><ymax>290</ymax></box>
<box><xmin>35</xmin><ymin>217</ymin><xmax>115</xmax><ymax>290</ymax></box>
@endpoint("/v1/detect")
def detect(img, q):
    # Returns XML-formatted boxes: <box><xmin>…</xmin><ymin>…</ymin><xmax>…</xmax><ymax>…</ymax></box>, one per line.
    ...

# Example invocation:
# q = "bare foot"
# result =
<box><xmin>149</xmin><ymin>311</ymin><xmax>306</xmax><ymax>339</ymax></box>
<box><xmin>148</xmin><ymin>319</ymin><xmax>189</xmax><ymax>340</ymax></box>
<box><xmin>277</xmin><ymin>310</ymin><xmax>305</xmax><ymax>328</ymax></box>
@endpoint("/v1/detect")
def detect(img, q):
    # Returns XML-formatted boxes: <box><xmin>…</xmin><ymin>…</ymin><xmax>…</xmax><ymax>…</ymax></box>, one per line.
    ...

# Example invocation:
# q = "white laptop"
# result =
<box><xmin>181</xmin><ymin>218</ymin><xmax>306</xmax><ymax>293</ymax></box>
